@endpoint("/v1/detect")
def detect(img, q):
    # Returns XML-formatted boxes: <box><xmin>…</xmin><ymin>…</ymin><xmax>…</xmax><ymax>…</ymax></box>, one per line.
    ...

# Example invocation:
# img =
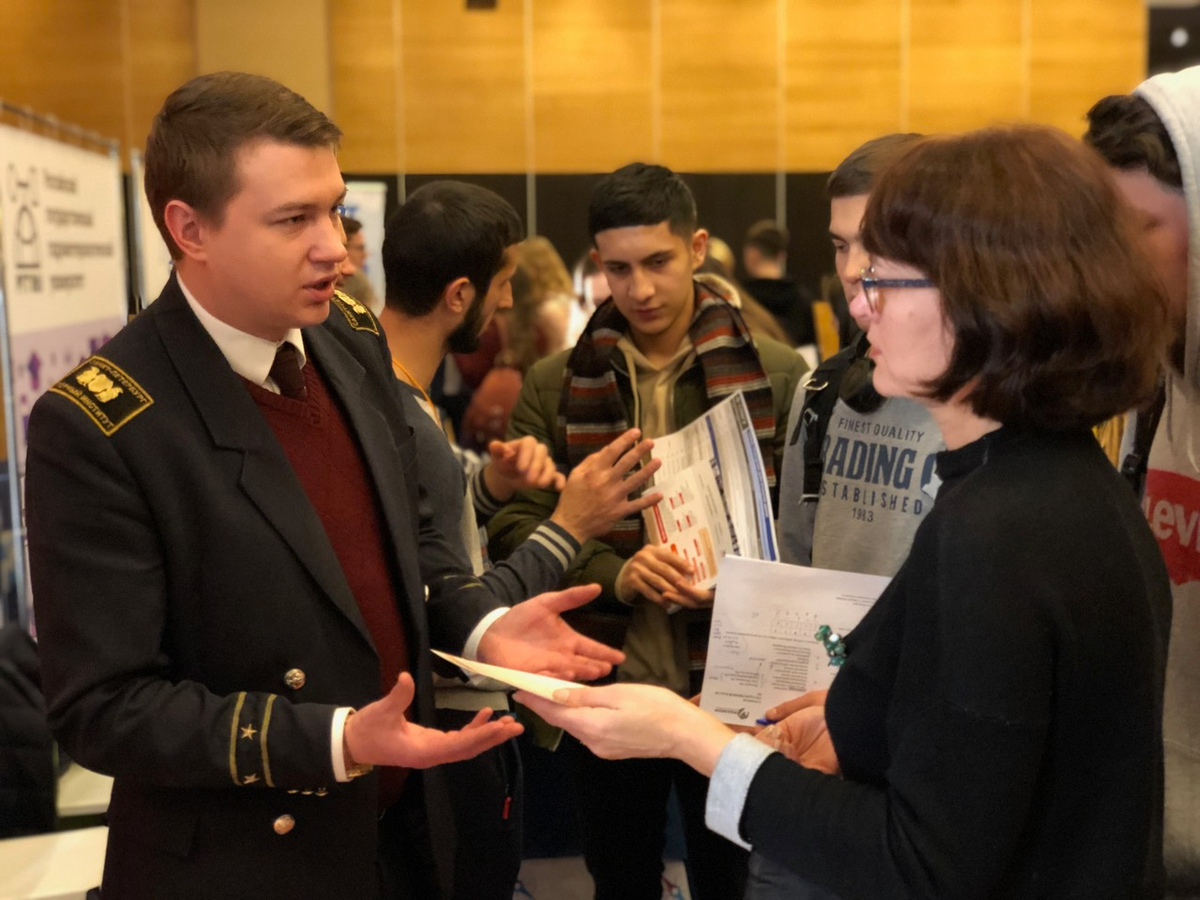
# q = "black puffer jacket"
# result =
<box><xmin>0</xmin><ymin>623</ymin><xmax>55</xmax><ymax>836</ymax></box>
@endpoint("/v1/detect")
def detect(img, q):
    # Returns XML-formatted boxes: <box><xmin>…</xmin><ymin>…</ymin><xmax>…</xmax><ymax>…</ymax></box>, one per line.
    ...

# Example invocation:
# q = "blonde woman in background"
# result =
<box><xmin>518</xmin><ymin>235</ymin><xmax>575</xmax><ymax>354</ymax></box>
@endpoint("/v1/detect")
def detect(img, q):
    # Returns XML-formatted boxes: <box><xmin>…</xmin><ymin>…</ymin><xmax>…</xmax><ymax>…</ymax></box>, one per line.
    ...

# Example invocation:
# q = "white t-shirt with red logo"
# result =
<box><xmin>1143</xmin><ymin>379</ymin><xmax>1200</xmax><ymax>890</ymax></box>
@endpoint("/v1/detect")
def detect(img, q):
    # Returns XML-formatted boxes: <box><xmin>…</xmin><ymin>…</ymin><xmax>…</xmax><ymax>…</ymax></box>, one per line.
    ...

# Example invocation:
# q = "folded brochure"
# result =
<box><xmin>432</xmin><ymin>649</ymin><xmax>583</xmax><ymax>701</ymax></box>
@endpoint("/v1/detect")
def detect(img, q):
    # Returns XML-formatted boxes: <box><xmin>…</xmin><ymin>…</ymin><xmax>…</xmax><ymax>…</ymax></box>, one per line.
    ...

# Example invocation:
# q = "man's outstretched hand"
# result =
<box><xmin>477</xmin><ymin>584</ymin><xmax>624</xmax><ymax>682</ymax></box>
<box><xmin>551</xmin><ymin>428</ymin><xmax>662</xmax><ymax>544</ymax></box>
<box><xmin>484</xmin><ymin>436</ymin><xmax>565</xmax><ymax>500</ymax></box>
<box><xmin>343</xmin><ymin>672</ymin><xmax>522</xmax><ymax>770</ymax></box>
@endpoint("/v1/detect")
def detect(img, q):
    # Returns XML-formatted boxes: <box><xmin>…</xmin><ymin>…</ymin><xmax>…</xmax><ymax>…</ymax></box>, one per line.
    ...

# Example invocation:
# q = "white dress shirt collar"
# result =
<box><xmin>176</xmin><ymin>275</ymin><xmax>306</xmax><ymax>392</ymax></box>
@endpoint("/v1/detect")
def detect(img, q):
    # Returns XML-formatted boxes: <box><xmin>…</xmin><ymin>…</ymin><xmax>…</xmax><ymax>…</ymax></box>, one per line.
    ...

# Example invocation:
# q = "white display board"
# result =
<box><xmin>0</xmin><ymin>124</ymin><xmax>128</xmax><ymax>628</ymax></box>
<box><xmin>344</xmin><ymin>180</ymin><xmax>387</xmax><ymax>308</ymax></box>
<box><xmin>0</xmin><ymin>124</ymin><xmax>128</xmax><ymax>471</ymax></box>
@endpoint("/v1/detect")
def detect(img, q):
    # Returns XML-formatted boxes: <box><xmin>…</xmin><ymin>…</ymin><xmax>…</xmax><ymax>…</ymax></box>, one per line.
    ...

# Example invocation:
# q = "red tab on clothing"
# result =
<box><xmin>1145</xmin><ymin>467</ymin><xmax>1200</xmax><ymax>585</ymax></box>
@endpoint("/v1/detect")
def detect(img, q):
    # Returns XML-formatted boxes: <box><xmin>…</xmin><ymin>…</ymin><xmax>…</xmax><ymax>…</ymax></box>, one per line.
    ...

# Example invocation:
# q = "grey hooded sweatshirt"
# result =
<box><xmin>1138</xmin><ymin>65</ymin><xmax>1200</xmax><ymax>897</ymax></box>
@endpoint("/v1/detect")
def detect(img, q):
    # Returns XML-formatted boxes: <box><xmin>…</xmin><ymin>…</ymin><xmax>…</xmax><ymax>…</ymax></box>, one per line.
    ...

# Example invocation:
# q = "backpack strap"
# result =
<box><xmin>1120</xmin><ymin>379</ymin><xmax>1166</xmax><ymax>497</ymax></box>
<box><xmin>788</xmin><ymin>340</ymin><xmax>862</xmax><ymax>498</ymax></box>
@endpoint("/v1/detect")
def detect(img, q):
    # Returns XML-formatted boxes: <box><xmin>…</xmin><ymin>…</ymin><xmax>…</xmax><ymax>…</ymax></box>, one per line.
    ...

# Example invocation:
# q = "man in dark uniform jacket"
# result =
<box><xmin>24</xmin><ymin>71</ymin><xmax>621</xmax><ymax>900</ymax></box>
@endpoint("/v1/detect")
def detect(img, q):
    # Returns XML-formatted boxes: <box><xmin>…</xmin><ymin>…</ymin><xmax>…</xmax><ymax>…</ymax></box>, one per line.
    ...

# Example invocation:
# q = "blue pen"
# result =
<box><xmin>755</xmin><ymin>716</ymin><xmax>776</xmax><ymax>726</ymax></box>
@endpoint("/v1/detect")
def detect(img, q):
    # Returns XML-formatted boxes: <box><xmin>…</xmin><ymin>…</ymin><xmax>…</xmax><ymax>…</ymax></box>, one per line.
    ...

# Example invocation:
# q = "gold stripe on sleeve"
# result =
<box><xmin>260</xmin><ymin>694</ymin><xmax>278</xmax><ymax>787</ymax></box>
<box><xmin>229</xmin><ymin>692</ymin><xmax>247</xmax><ymax>786</ymax></box>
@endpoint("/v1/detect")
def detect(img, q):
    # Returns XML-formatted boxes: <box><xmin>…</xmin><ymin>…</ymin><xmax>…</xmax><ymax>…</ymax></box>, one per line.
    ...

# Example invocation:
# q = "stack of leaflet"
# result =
<box><xmin>699</xmin><ymin>557</ymin><xmax>890</xmax><ymax>725</ymax></box>
<box><xmin>642</xmin><ymin>392</ymin><xmax>777</xmax><ymax>588</ymax></box>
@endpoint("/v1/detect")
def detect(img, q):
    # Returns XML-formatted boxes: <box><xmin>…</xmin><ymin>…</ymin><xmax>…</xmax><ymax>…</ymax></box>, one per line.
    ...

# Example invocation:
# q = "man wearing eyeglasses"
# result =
<box><xmin>764</xmin><ymin>134</ymin><xmax>946</xmax><ymax>899</ymax></box>
<box><xmin>776</xmin><ymin>135</ymin><xmax>944</xmax><ymax>579</ymax></box>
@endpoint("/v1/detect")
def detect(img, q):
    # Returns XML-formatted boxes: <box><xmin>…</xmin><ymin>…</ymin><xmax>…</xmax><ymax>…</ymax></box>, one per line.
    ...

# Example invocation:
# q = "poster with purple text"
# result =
<box><xmin>0</xmin><ymin>125</ymin><xmax>127</xmax><ymax>474</ymax></box>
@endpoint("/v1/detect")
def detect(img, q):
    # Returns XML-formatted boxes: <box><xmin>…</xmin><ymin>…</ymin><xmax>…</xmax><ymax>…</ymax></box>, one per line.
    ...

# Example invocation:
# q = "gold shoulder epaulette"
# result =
<box><xmin>331</xmin><ymin>290</ymin><xmax>379</xmax><ymax>335</ymax></box>
<box><xmin>49</xmin><ymin>356</ymin><xmax>153</xmax><ymax>436</ymax></box>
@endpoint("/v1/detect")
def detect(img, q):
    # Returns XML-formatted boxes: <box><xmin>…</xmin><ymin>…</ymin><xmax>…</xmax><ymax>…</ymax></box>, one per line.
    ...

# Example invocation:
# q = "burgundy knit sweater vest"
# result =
<box><xmin>246</xmin><ymin>360</ymin><xmax>409</xmax><ymax>805</ymax></box>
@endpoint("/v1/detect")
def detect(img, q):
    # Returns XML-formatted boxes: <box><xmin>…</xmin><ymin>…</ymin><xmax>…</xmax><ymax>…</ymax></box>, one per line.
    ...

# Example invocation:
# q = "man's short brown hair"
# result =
<box><xmin>144</xmin><ymin>71</ymin><xmax>342</xmax><ymax>258</ymax></box>
<box><xmin>862</xmin><ymin>124</ymin><xmax>1169</xmax><ymax>431</ymax></box>
<box><xmin>827</xmin><ymin>133</ymin><xmax>922</xmax><ymax>199</ymax></box>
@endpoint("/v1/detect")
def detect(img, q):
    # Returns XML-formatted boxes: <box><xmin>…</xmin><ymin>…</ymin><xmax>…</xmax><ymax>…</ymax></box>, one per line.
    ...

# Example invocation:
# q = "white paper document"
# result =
<box><xmin>644</xmin><ymin>392</ymin><xmax>777</xmax><ymax>588</ymax></box>
<box><xmin>432</xmin><ymin>650</ymin><xmax>583</xmax><ymax>702</ymax></box>
<box><xmin>700</xmin><ymin>557</ymin><xmax>890</xmax><ymax>725</ymax></box>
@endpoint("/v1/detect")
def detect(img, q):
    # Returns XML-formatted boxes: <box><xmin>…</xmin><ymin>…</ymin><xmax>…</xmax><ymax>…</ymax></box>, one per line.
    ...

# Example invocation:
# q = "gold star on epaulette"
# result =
<box><xmin>241</xmin><ymin>724</ymin><xmax>257</xmax><ymax>740</ymax></box>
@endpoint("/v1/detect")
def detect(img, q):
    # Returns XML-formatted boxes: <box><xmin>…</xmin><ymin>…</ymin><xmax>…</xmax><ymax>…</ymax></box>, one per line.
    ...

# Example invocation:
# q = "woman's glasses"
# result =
<box><xmin>859</xmin><ymin>267</ymin><xmax>935</xmax><ymax>313</ymax></box>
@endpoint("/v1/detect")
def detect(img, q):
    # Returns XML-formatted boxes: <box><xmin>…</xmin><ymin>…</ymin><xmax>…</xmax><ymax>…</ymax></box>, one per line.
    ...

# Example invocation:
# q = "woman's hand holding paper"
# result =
<box><xmin>515</xmin><ymin>683</ymin><xmax>736</xmax><ymax>777</ymax></box>
<box><xmin>756</xmin><ymin>691</ymin><xmax>840</xmax><ymax>776</ymax></box>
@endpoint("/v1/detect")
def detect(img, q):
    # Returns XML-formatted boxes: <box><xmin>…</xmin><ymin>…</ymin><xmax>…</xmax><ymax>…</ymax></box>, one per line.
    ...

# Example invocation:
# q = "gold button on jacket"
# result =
<box><xmin>284</xmin><ymin>668</ymin><xmax>306</xmax><ymax>690</ymax></box>
<box><xmin>273</xmin><ymin>814</ymin><xmax>295</xmax><ymax>835</ymax></box>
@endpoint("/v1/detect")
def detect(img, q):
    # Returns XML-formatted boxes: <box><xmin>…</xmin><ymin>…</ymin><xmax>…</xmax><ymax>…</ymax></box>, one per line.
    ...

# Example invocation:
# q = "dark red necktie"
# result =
<box><xmin>269</xmin><ymin>342</ymin><xmax>307</xmax><ymax>400</ymax></box>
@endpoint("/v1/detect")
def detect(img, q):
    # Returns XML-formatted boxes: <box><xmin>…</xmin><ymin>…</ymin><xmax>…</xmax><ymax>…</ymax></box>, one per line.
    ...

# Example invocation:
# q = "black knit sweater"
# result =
<box><xmin>742</xmin><ymin>427</ymin><xmax>1171</xmax><ymax>899</ymax></box>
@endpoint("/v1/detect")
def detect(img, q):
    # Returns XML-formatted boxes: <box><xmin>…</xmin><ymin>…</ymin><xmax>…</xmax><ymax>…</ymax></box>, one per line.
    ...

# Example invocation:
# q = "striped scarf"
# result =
<box><xmin>558</xmin><ymin>280</ymin><xmax>776</xmax><ymax>559</ymax></box>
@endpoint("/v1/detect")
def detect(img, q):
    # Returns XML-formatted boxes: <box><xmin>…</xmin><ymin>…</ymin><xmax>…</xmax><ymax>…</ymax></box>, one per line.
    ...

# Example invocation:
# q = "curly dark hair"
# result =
<box><xmin>1084</xmin><ymin>93</ymin><xmax>1182</xmax><ymax>190</ymax></box>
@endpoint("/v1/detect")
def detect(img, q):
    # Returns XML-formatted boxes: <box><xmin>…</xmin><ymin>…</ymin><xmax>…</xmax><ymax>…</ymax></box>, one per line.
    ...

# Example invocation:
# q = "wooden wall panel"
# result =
<box><xmin>1029</xmin><ymin>0</ymin><xmax>1146</xmax><ymax>138</ymax></box>
<box><xmin>0</xmin><ymin>1</ymin><xmax>125</xmax><ymax>142</ymax></box>
<box><xmin>908</xmin><ymin>0</ymin><xmax>1025</xmax><ymax>133</ymax></box>
<box><xmin>532</xmin><ymin>0</ymin><xmax>653</xmax><ymax>173</ymax></box>
<box><xmin>196</xmin><ymin>0</ymin><xmax>333</xmax><ymax>116</ymax></box>
<box><xmin>401</xmin><ymin>0</ymin><xmax>525</xmax><ymax>173</ymax></box>
<box><xmin>0</xmin><ymin>0</ymin><xmax>1150</xmax><ymax>175</ymax></box>
<box><xmin>660</xmin><ymin>0</ymin><xmax>778</xmax><ymax>171</ymax></box>
<box><xmin>330</xmin><ymin>0</ymin><xmax>401</xmax><ymax>172</ymax></box>
<box><xmin>124</xmin><ymin>0</ymin><xmax>196</xmax><ymax>152</ymax></box>
<box><xmin>785</xmin><ymin>0</ymin><xmax>904</xmax><ymax>172</ymax></box>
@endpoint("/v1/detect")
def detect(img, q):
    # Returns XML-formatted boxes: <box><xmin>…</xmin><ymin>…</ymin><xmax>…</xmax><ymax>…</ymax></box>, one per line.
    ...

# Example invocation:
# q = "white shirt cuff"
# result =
<box><xmin>331</xmin><ymin>706</ymin><xmax>354</xmax><ymax>782</ymax></box>
<box><xmin>464</xmin><ymin>607</ymin><xmax>509</xmax><ymax>660</ymax></box>
<box><xmin>705</xmin><ymin>733</ymin><xmax>776</xmax><ymax>850</ymax></box>
<box><xmin>337</xmin><ymin>608</ymin><xmax>508</xmax><ymax>780</ymax></box>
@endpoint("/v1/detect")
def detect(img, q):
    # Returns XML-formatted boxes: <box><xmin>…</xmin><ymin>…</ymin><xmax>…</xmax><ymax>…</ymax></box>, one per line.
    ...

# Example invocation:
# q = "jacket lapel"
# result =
<box><xmin>150</xmin><ymin>280</ymin><xmax>374</xmax><ymax>649</ymax></box>
<box><xmin>304</xmin><ymin>326</ymin><xmax>428</xmax><ymax>644</ymax></box>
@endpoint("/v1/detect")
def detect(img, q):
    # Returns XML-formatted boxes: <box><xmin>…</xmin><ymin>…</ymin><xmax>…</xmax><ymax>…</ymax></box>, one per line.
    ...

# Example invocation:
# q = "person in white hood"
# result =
<box><xmin>1086</xmin><ymin>65</ymin><xmax>1200</xmax><ymax>897</ymax></box>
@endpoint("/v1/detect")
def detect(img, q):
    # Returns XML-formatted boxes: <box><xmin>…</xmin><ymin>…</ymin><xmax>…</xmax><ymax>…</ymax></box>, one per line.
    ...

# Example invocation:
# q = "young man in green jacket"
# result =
<box><xmin>489</xmin><ymin>163</ymin><xmax>807</xmax><ymax>900</ymax></box>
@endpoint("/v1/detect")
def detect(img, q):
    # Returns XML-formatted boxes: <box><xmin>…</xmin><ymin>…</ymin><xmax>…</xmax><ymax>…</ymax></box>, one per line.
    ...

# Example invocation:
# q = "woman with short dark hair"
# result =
<box><xmin>518</xmin><ymin>125</ymin><xmax>1174</xmax><ymax>900</ymax></box>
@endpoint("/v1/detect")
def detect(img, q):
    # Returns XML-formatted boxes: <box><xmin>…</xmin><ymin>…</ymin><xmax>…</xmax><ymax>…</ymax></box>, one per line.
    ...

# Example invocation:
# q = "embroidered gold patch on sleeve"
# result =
<box><xmin>49</xmin><ymin>356</ymin><xmax>153</xmax><ymax>436</ymax></box>
<box><xmin>332</xmin><ymin>290</ymin><xmax>380</xmax><ymax>335</ymax></box>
